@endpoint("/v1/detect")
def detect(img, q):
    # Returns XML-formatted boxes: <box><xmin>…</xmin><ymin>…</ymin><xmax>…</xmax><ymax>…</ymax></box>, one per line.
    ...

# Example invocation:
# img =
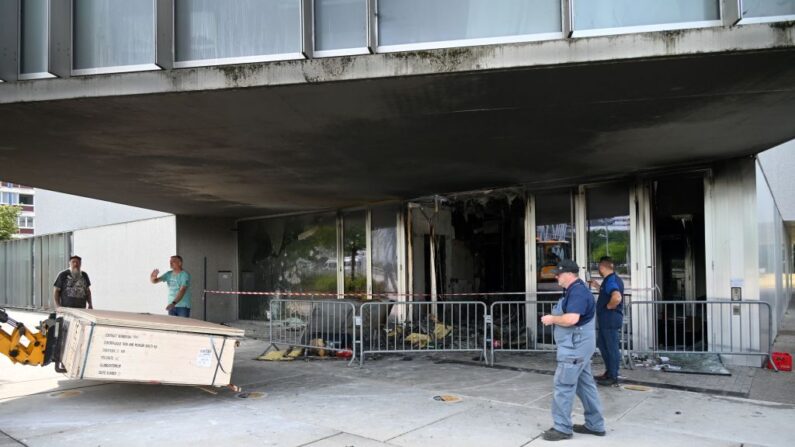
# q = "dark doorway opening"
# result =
<box><xmin>653</xmin><ymin>175</ymin><xmax>707</xmax><ymax>349</ymax></box>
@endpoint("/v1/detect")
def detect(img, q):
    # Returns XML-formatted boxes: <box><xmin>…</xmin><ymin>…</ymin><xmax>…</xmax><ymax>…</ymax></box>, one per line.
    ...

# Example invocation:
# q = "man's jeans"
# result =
<box><xmin>597</xmin><ymin>327</ymin><xmax>621</xmax><ymax>379</ymax></box>
<box><xmin>169</xmin><ymin>307</ymin><xmax>191</xmax><ymax>318</ymax></box>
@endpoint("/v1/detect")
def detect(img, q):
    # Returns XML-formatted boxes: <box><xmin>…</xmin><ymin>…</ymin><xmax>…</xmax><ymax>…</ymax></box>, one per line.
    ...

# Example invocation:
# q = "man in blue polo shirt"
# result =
<box><xmin>540</xmin><ymin>259</ymin><xmax>605</xmax><ymax>441</ymax></box>
<box><xmin>590</xmin><ymin>256</ymin><xmax>624</xmax><ymax>387</ymax></box>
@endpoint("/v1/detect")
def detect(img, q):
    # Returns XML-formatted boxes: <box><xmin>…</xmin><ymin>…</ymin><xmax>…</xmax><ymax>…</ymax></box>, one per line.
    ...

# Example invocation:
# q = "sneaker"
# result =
<box><xmin>542</xmin><ymin>428</ymin><xmax>573</xmax><ymax>441</ymax></box>
<box><xmin>593</xmin><ymin>372</ymin><xmax>608</xmax><ymax>380</ymax></box>
<box><xmin>573</xmin><ymin>424</ymin><xmax>606</xmax><ymax>436</ymax></box>
<box><xmin>597</xmin><ymin>377</ymin><xmax>620</xmax><ymax>387</ymax></box>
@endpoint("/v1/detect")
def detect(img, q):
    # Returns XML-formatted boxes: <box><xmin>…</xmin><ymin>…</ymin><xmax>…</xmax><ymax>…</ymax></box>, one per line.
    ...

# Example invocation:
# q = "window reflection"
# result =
<box><xmin>586</xmin><ymin>184</ymin><xmax>631</xmax><ymax>287</ymax></box>
<box><xmin>238</xmin><ymin>213</ymin><xmax>337</xmax><ymax>319</ymax></box>
<box><xmin>343</xmin><ymin>211</ymin><xmax>367</xmax><ymax>293</ymax></box>
<box><xmin>371</xmin><ymin>206</ymin><xmax>399</xmax><ymax>294</ymax></box>
<box><xmin>535</xmin><ymin>190</ymin><xmax>574</xmax><ymax>297</ymax></box>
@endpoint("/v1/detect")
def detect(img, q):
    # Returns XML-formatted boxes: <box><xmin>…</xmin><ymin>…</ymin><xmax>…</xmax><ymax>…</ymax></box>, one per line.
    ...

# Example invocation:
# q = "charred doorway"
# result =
<box><xmin>653</xmin><ymin>175</ymin><xmax>707</xmax><ymax>349</ymax></box>
<box><xmin>410</xmin><ymin>191</ymin><xmax>525</xmax><ymax>303</ymax></box>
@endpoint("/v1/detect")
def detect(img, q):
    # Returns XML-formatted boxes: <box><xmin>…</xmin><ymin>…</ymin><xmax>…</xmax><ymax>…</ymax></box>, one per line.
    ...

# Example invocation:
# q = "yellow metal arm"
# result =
<box><xmin>0</xmin><ymin>308</ymin><xmax>51</xmax><ymax>366</ymax></box>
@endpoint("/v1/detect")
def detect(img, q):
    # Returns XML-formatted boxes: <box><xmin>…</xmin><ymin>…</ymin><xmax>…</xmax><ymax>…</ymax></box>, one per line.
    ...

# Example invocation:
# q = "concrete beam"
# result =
<box><xmin>0</xmin><ymin>21</ymin><xmax>793</xmax><ymax>104</ymax></box>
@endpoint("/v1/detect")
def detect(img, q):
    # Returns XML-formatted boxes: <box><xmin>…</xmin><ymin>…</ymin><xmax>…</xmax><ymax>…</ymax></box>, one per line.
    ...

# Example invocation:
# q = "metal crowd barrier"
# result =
<box><xmin>626</xmin><ymin>300</ymin><xmax>776</xmax><ymax>370</ymax></box>
<box><xmin>489</xmin><ymin>299</ymin><xmax>560</xmax><ymax>365</ymax></box>
<box><xmin>358</xmin><ymin>300</ymin><xmax>488</xmax><ymax>366</ymax></box>
<box><xmin>267</xmin><ymin>298</ymin><xmax>358</xmax><ymax>365</ymax></box>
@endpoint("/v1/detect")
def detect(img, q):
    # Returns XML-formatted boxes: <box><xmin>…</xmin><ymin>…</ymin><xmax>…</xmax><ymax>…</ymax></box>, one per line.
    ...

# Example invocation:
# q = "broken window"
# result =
<box><xmin>534</xmin><ymin>189</ymin><xmax>575</xmax><ymax>298</ymax></box>
<box><xmin>237</xmin><ymin>212</ymin><xmax>337</xmax><ymax>319</ymax></box>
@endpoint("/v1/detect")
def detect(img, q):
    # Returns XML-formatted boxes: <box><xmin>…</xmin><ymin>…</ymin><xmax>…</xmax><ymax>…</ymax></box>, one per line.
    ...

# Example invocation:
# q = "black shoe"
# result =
<box><xmin>593</xmin><ymin>372</ymin><xmax>608</xmax><ymax>380</ymax></box>
<box><xmin>542</xmin><ymin>428</ymin><xmax>573</xmax><ymax>441</ymax></box>
<box><xmin>573</xmin><ymin>424</ymin><xmax>606</xmax><ymax>436</ymax></box>
<box><xmin>597</xmin><ymin>377</ymin><xmax>619</xmax><ymax>387</ymax></box>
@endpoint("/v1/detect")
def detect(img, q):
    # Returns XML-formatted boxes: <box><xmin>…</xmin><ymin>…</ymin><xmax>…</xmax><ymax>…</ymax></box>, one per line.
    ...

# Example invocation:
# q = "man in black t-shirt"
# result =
<box><xmin>53</xmin><ymin>255</ymin><xmax>93</xmax><ymax>309</ymax></box>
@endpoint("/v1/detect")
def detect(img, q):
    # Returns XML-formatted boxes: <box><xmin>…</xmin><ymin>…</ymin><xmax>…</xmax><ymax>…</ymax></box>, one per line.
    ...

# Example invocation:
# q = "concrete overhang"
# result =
<box><xmin>1</xmin><ymin>22</ymin><xmax>794</xmax><ymax>217</ymax></box>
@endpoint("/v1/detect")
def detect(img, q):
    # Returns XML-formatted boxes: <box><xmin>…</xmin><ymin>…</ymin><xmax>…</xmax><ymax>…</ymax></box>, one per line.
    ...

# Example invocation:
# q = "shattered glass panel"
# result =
<box><xmin>343</xmin><ymin>210</ymin><xmax>367</xmax><ymax>293</ymax></box>
<box><xmin>586</xmin><ymin>184</ymin><xmax>631</xmax><ymax>287</ymax></box>
<box><xmin>371</xmin><ymin>206</ymin><xmax>399</xmax><ymax>295</ymax></box>
<box><xmin>238</xmin><ymin>212</ymin><xmax>337</xmax><ymax>319</ymax></box>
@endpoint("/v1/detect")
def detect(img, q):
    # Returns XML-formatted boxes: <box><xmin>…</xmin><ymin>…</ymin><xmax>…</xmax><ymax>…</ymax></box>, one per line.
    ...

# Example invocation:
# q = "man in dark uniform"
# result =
<box><xmin>540</xmin><ymin>259</ymin><xmax>606</xmax><ymax>441</ymax></box>
<box><xmin>53</xmin><ymin>255</ymin><xmax>93</xmax><ymax>309</ymax></box>
<box><xmin>590</xmin><ymin>256</ymin><xmax>625</xmax><ymax>386</ymax></box>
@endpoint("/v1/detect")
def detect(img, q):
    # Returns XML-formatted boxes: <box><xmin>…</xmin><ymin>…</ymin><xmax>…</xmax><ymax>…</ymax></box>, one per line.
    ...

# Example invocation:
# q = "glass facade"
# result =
<box><xmin>21</xmin><ymin>0</ymin><xmax>48</xmax><ymax>75</ymax></box>
<box><xmin>534</xmin><ymin>190</ymin><xmax>574</xmax><ymax>296</ymax></box>
<box><xmin>573</xmin><ymin>0</ymin><xmax>720</xmax><ymax>32</ymax></box>
<box><xmin>378</xmin><ymin>0</ymin><xmax>561</xmax><ymax>48</ymax></box>
<box><xmin>73</xmin><ymin>0</ymin><xmax>156</xmax><ymax>71</ymax></box>
<box><xmin>175</xmin><ymin>0</ymin><xmax>302</xmax><ymax>64</ymax></box>
<box><xmin>343</xmin><ymin>210</ymin><xmax>367</xmax><ymax>293</ymax></box>
<box><xmin>741</xmin><ymin>0</ymin><xmax>795</xmax><ymax>18</ymax></box>
<box><xmin>586</xmin><ymin>184</ymin><xmax>631</xmax><ymax>287</ymax></box>
<box><xmin>371</xmin><ymin>206</ymin><xmax>399</xmax><ymax>294</ymax></box>
<box><xmin>314</xmin><ymin>0</ymin><xmax>368</xmax><ymax>52</ymax></box>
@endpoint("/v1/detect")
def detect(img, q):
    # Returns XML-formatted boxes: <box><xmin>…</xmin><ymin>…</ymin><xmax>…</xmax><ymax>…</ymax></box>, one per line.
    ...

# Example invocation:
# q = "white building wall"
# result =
<box><xmin>35</xmin><ymin>189</ymin><xmax>169</xmax><ymax>235</ymax></box>
<box><xmin>72</xmin><ymin>216</ymin><xmax>177</xmax><ymax>315</ymax></box>
<box><xmin>704</xmin><ymin>159</ymin><xmax>762</xmax><ymax>365</ymax></box>
<box><xmin>756</xmin><ymin>160</ymin><xmax>793</xmax><ymax>338</ymax></box>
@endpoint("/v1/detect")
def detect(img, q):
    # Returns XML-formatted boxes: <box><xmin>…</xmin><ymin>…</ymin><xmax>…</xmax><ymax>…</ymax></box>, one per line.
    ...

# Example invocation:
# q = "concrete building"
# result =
<box><xmin>1</xmin><ymin>1</ymin><xmax>794</xmax><ymax>364</ymax></box>
<box><xmin>0</xmin><ymin>181</ymin><xmax>35</xmax><ymax>238</ymax></box>
<box><xmin>33</xmin><ymin>189</ymin><xmax>169</xmax><ymax>235</ymax></box>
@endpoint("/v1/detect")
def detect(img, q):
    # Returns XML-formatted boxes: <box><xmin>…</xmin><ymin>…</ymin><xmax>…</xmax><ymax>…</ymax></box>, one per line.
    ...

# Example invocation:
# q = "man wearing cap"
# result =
<box><xmin>540</xmin><ymin>259</ymin><xmax>605</xmax><ymax>441</ymax></box>
<box><xmin>53</xmin><ymin>255</ymin><xmax>93</xmax><ymax>309</ymax></box>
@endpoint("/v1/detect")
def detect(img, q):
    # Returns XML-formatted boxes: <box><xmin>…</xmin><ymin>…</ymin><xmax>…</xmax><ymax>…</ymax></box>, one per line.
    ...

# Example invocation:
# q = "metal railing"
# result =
<box><xmin>358</xmin><ymin>300</ymin><xmax>488</xmax><ymax>366</ymax></box>
<box><xmin>626</xmin><ymin>300</ymin><xmax>776</xmax><ymax>370</ymax></box>
<box><xmin>267</xmin><ymin>298</ymin><xmax>358</xmax><ymax>365</ymax></box>
<box><xmin>489</xmin><ymin>298</ymin><xmax>560</xmax><ymax>365</ymax></box>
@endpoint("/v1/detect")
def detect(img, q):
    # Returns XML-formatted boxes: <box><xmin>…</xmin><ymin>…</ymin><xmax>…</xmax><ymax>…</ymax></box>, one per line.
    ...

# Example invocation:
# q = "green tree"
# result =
<box><xmin>0</xmin><ymin>205</ymin><xmax>21</xmax><ymax>240</ymax></box>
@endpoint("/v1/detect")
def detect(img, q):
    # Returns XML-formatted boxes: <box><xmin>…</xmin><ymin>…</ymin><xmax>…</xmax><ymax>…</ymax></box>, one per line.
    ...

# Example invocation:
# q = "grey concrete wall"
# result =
<box><xmin>176</xmin><ymin>216</ymin><xmax>238</xmax><ymax>323</ymax></box>
<box><xmin>35</xmin><ymin>189</ymin><xmax>170</xmax><ymax>235</ymax></box>
<box><xmin>758</xmin><ymin>139</ymin><xmax>795</xmax><ymax>221</ymax></box>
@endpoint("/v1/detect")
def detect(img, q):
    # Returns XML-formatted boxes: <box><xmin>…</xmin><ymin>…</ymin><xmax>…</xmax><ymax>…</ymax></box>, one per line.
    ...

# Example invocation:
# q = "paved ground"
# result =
<box><xmin>2</xmin><ymin>308</ymin><xmax>794</xmax><ymax>446</ymax></box>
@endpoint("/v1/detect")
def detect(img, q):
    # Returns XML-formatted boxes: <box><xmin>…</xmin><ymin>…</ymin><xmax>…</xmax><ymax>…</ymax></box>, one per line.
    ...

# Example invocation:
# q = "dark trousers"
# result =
<box><xmin>169</xmin><ymin>307</ymin><xmax>191</xmax><ymax>318</ymax></box>
<box><xmin>596</xmin><ymin>327</ymin><xmax>621</xmax><ymax>379</ymax></box>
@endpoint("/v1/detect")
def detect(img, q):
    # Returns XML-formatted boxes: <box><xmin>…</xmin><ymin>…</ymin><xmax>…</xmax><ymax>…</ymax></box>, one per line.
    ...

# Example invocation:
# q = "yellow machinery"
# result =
<box><xmin>1</xmin><ymin>307</ymin><xmax>65</xmax><ymax>370</ymax></box>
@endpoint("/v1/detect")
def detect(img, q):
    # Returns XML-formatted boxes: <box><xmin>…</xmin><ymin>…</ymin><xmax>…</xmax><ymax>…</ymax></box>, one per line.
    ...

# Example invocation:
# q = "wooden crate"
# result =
<box><xmin>58</xmin><ymin>309</ymin><xmax>244</xmax><ymax>386</ymax></box>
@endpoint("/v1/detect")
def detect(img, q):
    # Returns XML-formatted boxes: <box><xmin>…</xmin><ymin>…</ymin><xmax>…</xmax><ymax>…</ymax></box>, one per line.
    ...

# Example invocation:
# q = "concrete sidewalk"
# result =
<box><xmin>2</xmin><ymin>338</ymin><xmax>794</xmax><ymax>445</ymax></box>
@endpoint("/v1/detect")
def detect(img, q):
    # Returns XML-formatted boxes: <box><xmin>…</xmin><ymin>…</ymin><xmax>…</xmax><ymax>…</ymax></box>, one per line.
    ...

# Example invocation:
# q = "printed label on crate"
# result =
<box><xmin>91</xmin><ymin>328</ymin><xmax>160</xmax><ymax>378</ymax></box>
<box><xmin>196</xmin><ymin>348</ymin><xmax>213</xmax><ymax>368</ymax></box>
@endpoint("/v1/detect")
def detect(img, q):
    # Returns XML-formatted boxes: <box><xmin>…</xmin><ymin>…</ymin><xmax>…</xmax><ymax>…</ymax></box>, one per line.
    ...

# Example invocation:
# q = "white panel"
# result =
<box><xmin>573</xmin><ymin>0</ymin><xmax>720</xmax><ymax>30</ymax></box>
<box><xmin>741</xmin><ymin>0</ymin><xmax>795</xmax><ymax>18</ymax></box>
<box><xmin>704</xmin><ymin>159</ymin><xmax>762</xmax><ymax>365</ymax></box>
<box><xmin>378</xmin><ymin>0</ymin><xmax>561</xmax><ymax>47</ymax></box>
<box><xmin>73</xmin><ymin>216</ymin><xmax>177</xmax><ymax>315</ymax></box>
<box><xmin>73</xmin><ymin>0</ymin><xmax>156</xmax><ymax>71</ymax></box>
<box><xmin>314</xmin><ymin>0</ymin><xmax>367</xmax><ymax>52</ymax></box>
<box><xmin>21</xmin><ymin>0</ymin><xmax>48</xmax><ymax>75</ymax></box>
<box><xmin>175</xmin><ymin>0</ymin><xmax>301</xmax><ymax>63</ymax></box>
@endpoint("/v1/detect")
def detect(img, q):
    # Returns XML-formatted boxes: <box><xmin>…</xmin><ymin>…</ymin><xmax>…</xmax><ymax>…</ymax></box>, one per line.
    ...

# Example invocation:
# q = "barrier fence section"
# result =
<box><xmin>267</xmin><ymin>298</ymin><xmax>358</xmax><ymax>365</ymax></box>
<box><xmin>358</xmin><ymin>300</ymin><xmax>488</xmax><ymax>366</ymax></box>
<box><xmin>626</xmin><ymin>300</ymin><xmax>776</xmax><ymax>370</ymax></box>
<box><xmin>489</xmin><ymin>299</ymin><xmax>559</xmax><ymax>366</ymax></box>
